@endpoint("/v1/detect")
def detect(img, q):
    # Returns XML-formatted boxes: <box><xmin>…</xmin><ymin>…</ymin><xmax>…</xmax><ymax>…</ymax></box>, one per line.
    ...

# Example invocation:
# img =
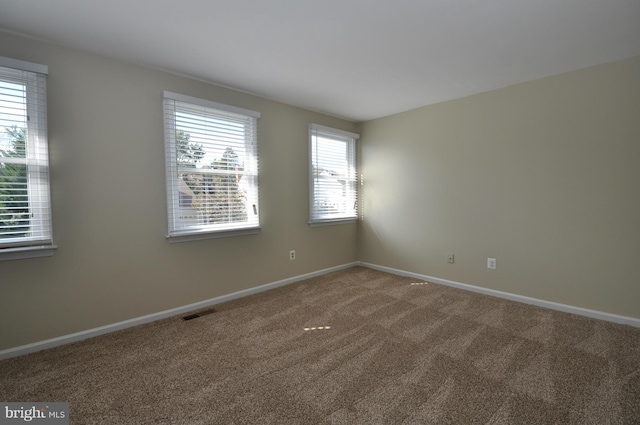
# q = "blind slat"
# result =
<box><xmin>164</xmin><ymin>94</ymin><xmax>260</xmax><ymax>238</ymax></box>
<box><xmin>309</xmin><ymin>124</ymin><xmax>358</xmax><ymax>223</ymax></box>
<box><xmin>0</xmin><ymin>59</ymin><xmax>53</xmax><ymax>249</ymax></box>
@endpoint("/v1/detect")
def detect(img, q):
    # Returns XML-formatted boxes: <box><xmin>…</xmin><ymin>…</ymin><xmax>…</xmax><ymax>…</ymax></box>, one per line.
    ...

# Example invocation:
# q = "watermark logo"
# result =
<box><xmin>1</xmin><ymin>403</ymin><xmax>68</xmax><ymax>424</ymax></box>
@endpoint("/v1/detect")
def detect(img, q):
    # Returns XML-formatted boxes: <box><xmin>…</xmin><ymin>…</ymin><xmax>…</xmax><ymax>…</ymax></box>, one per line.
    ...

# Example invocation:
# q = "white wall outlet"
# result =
<box><xmin>289</xmin><ymin>250</ymin><xmax>296</xmax><ymax>260</ymax></box>
<box><xmin>446</xmin><ymin>253</ymin><xmax>454</xmax><ymax>264</ymax></box>
<box><xmin>487</xmin><ymin>258</ymin><xmax>496</xmax><ymax>269</ymax></box>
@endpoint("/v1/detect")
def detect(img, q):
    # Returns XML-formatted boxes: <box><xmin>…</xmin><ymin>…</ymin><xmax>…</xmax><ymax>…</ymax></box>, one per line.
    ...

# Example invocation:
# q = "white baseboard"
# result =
<box><xmin>0</xmin><ymin>262</ymin><xmax>358</xmax><ymax>360</ymax></box>
<box><xmin>359</xmin><ymin>262</ymin><xmax>640</xmax><ymax>328</ymax></box>
<box><xmin>4</xmin><ymin>260</ymin><xmax>637</xmax><ymax>360</ymax></box>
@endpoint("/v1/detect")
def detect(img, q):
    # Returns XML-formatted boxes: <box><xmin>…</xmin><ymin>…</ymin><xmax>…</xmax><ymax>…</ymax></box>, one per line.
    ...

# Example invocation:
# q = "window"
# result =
<box><xmin>163</xmin><ymin>91</ymin><xmax>260</xmax><ymax>242</ymax></box>
<box><xmin>309</xmin><ymin>123</ymin><xmax>359</xmax><ymax>225</ymax></box>
<box><xmin>0</xmin><ymin>57</ymin><xmax>54</xmax><ymax>261</ymax></box>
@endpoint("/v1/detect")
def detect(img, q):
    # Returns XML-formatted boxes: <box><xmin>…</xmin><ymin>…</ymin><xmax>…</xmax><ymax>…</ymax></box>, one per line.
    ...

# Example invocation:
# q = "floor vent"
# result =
<box><xmin>182</xmin><ymin>308</ymin><xmax>216</xmax><ymax>321</ymax></box>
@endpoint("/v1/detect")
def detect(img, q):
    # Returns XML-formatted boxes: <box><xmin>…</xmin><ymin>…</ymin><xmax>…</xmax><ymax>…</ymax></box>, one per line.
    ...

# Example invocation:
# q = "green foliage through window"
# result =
<box><xmin>0</xmin><ymin>126</ymin><xmax>29</xmax><ymax>239</ymax></box>
<box><xmin>163</xmin><ymin>92</ymin><xmax>260</xmax><ymax>238</ymax></box>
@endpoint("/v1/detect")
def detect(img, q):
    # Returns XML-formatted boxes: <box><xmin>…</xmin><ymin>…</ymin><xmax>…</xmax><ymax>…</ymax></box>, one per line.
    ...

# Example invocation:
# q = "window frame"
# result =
<box><xmin>0</xmin><ymin>56</ymin><xmax>55</xmax><ymax>261</ymax></box>
<box><xmin>308</xmin><ymin>123</ymin><xmax>359</xmax><ymax>226</ymax></box>
<box><xmin>163</xmin><ymin>91</ymin><xmax>261</xmax><ymax>243</ymax></box>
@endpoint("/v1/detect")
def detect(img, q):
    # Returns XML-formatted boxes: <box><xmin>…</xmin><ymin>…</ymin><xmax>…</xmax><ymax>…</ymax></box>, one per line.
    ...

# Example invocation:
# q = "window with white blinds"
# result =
<box><xmin>309</xmin><ymin>123</ymin><xmax>359</xmax><ymax>225</ymax></box>
<box><xmin>0</xmin><ymin>57</ymin><xmax>54</xmax><ymax>260</ymax></box>
<box><xmin>163</xmin><ymin>91</ymin><xmax>260</xmax><ymax>241</ymax></box>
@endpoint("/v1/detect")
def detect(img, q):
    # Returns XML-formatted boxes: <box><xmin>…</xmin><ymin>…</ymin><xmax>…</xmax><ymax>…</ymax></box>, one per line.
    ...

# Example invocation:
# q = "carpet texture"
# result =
<box><xmin>1</xmin><ymin>267</ymin><xmax>639</xmax><ymax>424</ymax></box>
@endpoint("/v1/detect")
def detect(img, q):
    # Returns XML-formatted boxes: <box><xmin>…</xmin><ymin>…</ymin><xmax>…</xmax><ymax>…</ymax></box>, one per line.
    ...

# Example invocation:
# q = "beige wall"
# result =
<box><xmin>359</xmin><ymin>56</ymin><xmax>640</xmax><ymax>319</ymax></box>
<box><xmin>2</xmin><ymin>30</ymin><xmax>638</xmax><ymax>352</ymax></box>
<box><xmin>0</xmin><ymin>33</ymin><xmax>358</xmax><ymax>350</ymax></box>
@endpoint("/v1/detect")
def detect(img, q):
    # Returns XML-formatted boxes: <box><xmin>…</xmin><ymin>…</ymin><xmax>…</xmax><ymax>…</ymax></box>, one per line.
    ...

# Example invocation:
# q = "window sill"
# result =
<box><xmin>0</xmin><ymin>245</ymin><xmax>57</xmax><ymax>262</ymax></box>
<box><xmin>167</xmin><ymin>226</ymin><xmax>261</xmax><ymax>243</ymax></box>
<box><xmin>309</xmin><ymin>219</ymin><xmax>357</xmax><ymax>227</ymax></box>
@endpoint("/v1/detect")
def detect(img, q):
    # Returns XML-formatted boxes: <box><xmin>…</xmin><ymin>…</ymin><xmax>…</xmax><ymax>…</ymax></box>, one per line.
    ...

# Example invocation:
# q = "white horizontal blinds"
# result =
<box><xmin>163</xmin><ymin>92</ymin><xmax>259</xmax><ymax>237</ymax></box>
<box><xmin>310</xmin><ymin>124</ymin><xmax>358</xmax><ymax>223</ymax></box>
<box><xmin>0</xmin><ymin>62</ymin><xmax>52</xmax><ymax>248</ymax></box>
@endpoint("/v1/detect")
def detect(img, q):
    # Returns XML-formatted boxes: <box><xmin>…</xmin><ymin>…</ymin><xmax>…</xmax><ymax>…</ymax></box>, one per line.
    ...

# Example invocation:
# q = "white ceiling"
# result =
<box><xmin>1</xmin><ymin>0</ymin><xmax>639</xmax><ymax>122</ymax></box>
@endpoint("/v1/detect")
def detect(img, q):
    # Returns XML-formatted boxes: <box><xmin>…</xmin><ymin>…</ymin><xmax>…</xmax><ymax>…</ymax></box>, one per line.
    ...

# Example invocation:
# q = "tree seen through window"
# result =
<box><xmin>0</xmin><ymin>126</ymin><xmax>29</xmax><ymax>239</ymax></box>
<box><xmin>176</xmin><ymin>130</ymin><xmax>248</xmax><ymax>225</ymax></box>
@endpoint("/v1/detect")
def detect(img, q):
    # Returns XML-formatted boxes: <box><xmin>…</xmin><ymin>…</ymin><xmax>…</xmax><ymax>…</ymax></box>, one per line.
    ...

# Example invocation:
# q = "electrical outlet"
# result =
<box><xmin>487</xmin><ymin>258</ymin><xmax>496</xmax><ymax>269</ymax></box>
<box><xmin>289</xmin><ymin>250</ymin><xmax>296</xmax><ymax>260</ymax></box>
<box><xmin>446</xmin><ymin>253</ymin><xmax>454</xmax><ymax>264</ymax></box>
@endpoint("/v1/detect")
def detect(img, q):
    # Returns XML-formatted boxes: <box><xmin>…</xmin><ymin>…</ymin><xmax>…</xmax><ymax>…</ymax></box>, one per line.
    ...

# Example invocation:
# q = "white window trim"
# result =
<box><xmin>0</xmin><ymin>57</ymin><xmax>48</xmax><ymax>75</ymax></box>
<box><xmin>163</xmin><ymin>91</ymin><xmax>260</xmax><ymax>119</ymax></box>
<box><xmin>308</xmin><ymin>123</ymin><xmax>359</xmax><ymax>226</ymax></box>
<box><xmin>163</xmin><ymin>91</ymin><xmax>261</xmax><ymax>242</ymax></box>
<box><xmin>309</xmin><ymin>218</ymin><xmax>356</xmax><ymax>227</ymax></box>
<box><xmin>166</xmin><ymin>227</ymin><xmax>261</xmax><ymax>244</ymax></box>
<box><xmin>0</xmin><ymin>56</ymin><xmax>56</xmax><ymax>261</ymax></box>
<box><xmin>0</xmin><ymin>244</ymin><xmax>56</xmax><ymax>262</ymax></box>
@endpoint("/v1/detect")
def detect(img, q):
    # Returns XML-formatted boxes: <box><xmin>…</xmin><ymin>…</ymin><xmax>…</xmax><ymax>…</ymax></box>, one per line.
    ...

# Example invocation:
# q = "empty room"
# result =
<box><xmin>1</xmin><ymin>0</ymin><xmax>639</xmax><ymax>423</ymax></box>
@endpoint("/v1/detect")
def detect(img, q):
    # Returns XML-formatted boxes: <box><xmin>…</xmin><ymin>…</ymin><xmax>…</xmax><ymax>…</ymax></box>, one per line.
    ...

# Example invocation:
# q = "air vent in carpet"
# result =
<box><xmin>182</xmin><ymin>308</ymin><xmax>216</xmax><ymax>321</ymax></box>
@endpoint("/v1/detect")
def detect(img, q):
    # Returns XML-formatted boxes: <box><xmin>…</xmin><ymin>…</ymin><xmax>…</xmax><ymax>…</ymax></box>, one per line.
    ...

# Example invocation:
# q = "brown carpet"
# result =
<box><xmin>1</xmin><ymin>266</ymin><xmax>639</xmax><ymax>424</ymax></box>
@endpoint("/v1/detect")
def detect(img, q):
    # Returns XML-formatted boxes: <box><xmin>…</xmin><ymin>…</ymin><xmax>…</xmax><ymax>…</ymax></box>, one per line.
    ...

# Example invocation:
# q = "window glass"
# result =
<box><xmin>0</xmin><ymin>58</ymin><xmax>54</xmax><ymax>260</ymax></box>
<box><xmin>309</xmin><ymin>123</ymin><xmax>359</xmax><ymax>225</ymax></box>
<box><xmin>163</xmin><ymin>92</ymin><xmax>260</xmax><ymax>241</ymax></box>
